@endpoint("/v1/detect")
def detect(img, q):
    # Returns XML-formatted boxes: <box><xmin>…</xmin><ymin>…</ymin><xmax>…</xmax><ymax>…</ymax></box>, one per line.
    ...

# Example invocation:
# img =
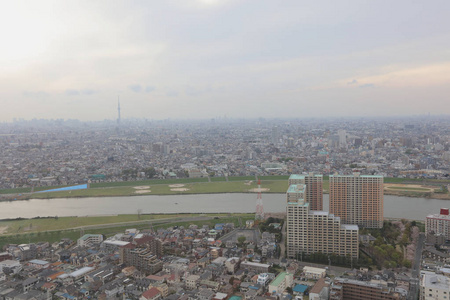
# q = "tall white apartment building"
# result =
<box><xmin>286</xmin><ymin>184</ymin><xmax>359</xmax><ymax>259</ymax></box>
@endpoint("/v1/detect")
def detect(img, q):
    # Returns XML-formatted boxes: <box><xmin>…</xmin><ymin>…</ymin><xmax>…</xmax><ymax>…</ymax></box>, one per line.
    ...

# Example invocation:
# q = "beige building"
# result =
<box><xmin>289</xmin><ymin>173</ymin><xmax>323</xmax><ymax>210</ymax></box>
<box><xmin>286</xmin><ymin>184</ymin><xmax>359</xmax><ymax>259</ymax></box>
<box><xmin>268</xmin><ymin>272</ymin><xmax>293</xmax><ymax>295</ymax></box>
<box><xmin>119</xmin><ymin>246</ymin><xmax>163</xmax><ymax>275</ymax></box>
<box><xmin>420</xmin><ymin>272</ymin><xmax>450</xmax><ymax>300</ymax></box>
<box><xmin>331</xmin><ymin>278</ymin><xmax>406</xmax><ymax>300</ymax></box>
<box><xmin>77</xmin><ymin>234</ymin><xmax>103</xmax><ymax>247</ymax></box>
<box><xmin>185</xmin><ymin>274</ymin><xmax>200</xmax><ymax>290</ymax></box>
<box><xmin>329</xmin><ymin>174</ymin><xmax>384</xmax><ymax>229</ymax></box>
<box><xmin>303</xmin><ymin>266</ymin><xmax>327</xmax><ymax>279</ymax></box>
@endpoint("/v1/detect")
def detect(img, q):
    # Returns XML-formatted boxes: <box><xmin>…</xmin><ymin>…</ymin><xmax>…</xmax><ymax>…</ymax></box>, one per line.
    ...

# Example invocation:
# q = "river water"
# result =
<box><xmin>0</xmin><ymin>194</ymin><xmax>447</xmax><ymax>220</ymax></box>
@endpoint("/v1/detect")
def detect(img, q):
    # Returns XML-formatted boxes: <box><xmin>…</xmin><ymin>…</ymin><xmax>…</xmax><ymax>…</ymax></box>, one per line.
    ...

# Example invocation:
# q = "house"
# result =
<box><xmin>309</xmin><ymin>278</ymin><xmax>329</xmax><ymax>300</ymax></box>
<box><xmin>303</xmin><ymin>266</ymin><xmax>326</xmax><ymax>279</ymax></box>
<box><xmin>141</xmin><ymin>287</ymin><xmax>162</xmax><ymax>300</ymax></box>
<box><xmin>292</xmin><ymin>284</ymin><xmax>308</xmax><ymax>296</ymax></box>
<box><xmin>186</xmin><ymin>274</ymin><xmax>200</xmax><ymax>290</ymax></box>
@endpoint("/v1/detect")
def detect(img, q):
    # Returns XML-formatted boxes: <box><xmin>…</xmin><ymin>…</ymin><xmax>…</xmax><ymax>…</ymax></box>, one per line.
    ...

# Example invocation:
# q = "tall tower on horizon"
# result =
<box><xmin>117</xmin><ymin>96</ymin><xmax>121</xmax><ymax>125</ymax></box>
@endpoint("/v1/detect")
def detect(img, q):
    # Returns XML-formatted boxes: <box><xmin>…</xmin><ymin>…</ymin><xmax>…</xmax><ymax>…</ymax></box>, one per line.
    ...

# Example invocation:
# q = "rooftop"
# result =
<box><xmin>69</xmin><ymin>267</ymin><xmax>94</xmax><ymax>278</ymax></box>
<box><xmin>270</xmin><ymin>272</ymin><xmax>290</xmax><ymax>287</ymax></box>
<box><xmin>342</xmin><ymin>224</ymin><xmax>359</xmax><ymax>231</ymax></box>
<box><xmin>422</xmin><ymin>273</ymin><xmax>450</xmax><ymax>290</ymax></box>
<box><xmin>29</xmin><ymin>259</ymin><xmax>49</xmax><ymax>265</ymax></box>
<box><xmin>289</xmin><ymin>174</ymin><xmax>322</xmax><ymax>179</ymax></box>
<box><xmin>287</xmin><ymin>184</ymin><xmax>305</xmax><ymax>193</ymax></box>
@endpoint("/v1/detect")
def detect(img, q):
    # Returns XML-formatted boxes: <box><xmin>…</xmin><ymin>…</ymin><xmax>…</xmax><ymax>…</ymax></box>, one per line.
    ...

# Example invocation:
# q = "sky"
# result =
<box><xmin>1</xmin><ymin>0</ymin><xmax>449</xmax><ymax>122</ymax></box>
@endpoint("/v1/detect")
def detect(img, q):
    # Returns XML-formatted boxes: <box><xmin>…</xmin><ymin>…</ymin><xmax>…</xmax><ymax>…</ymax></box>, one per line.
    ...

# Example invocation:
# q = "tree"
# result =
<box><xmin>144</xmin><ymin>167</ymin><xmax>156</xmax><ymax>179</ymax></box>
<box><xmin>2</xmin><ymin>267</ymin><xmax>12</xmax><ymax>276</ymax></box>
<box><xmin>237</xmin><ymin>236</ymin><xmax>246</xmax><ymax>246</ymax></box>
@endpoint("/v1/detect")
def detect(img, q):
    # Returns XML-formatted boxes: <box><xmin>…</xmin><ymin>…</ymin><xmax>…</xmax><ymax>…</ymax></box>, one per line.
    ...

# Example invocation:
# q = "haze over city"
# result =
<box><xmin>1</xmin><ymin>0</ymin><xmax>450</xmax><ymax>122</ymax></box>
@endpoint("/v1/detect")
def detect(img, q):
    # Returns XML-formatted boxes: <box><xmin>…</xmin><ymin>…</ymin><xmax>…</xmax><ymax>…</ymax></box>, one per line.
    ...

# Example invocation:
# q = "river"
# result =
<box><xmin>0</xmin><ymin>194</ymin><xmax>447</xmax><ymax>220</ymax></box>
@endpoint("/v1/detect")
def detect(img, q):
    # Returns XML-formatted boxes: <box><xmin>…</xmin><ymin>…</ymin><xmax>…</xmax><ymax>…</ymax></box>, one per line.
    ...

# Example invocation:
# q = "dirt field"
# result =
<box><xmin>384</xmin><ymin>183</ymin><xmax>435</xmax><ymax>192</ymax></box>
<box><xmin>134</xmin><ymin>186</ymin><xmax>150</xmax><ymax>189</ymax></box>
<box><xmin>248</xmin><ymin>188</ymin><xmax>270</xmax><ymax>192</ymax></box>
<box><xmin>169</xmin><ymin>184</ymin><xmax>185</xmax><ymax>188</ymax></box>
<box><xmin>135</xmin><ymin>190</ymin><xmax>151</xmax><ymax>194</ymax></box>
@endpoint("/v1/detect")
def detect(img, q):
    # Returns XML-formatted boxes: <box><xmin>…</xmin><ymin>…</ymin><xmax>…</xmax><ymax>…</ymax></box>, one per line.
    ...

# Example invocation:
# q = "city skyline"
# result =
<box><xmin>1</xmin><ymin>1</ymin><xmax>450</xmax><ymax>121</ymax></box>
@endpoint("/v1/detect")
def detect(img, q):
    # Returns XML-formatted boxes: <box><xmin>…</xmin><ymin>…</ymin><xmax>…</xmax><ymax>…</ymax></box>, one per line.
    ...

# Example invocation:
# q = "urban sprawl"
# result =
<box><xmin>0</xmin><ymin>117</ymin><xmax>449</xmax><ymax>300</ymax></box>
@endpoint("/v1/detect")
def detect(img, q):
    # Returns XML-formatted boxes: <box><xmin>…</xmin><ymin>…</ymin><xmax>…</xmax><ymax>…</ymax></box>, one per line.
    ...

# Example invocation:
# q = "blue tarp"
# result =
<box><xmin>293</xmin><ymin>284</ymin><xmax>308</xmax><ymax>293</ymax></box>
<box><xmin>36</xmin><ymin>184</ymin><xmax>88</xmax><ymax>193</ymax></box>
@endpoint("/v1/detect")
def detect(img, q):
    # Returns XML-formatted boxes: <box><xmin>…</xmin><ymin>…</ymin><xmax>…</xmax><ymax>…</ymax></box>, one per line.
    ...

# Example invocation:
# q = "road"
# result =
<box><xmin>75</xmin><ymin>215</ymin><xmax>213</xmax><ymax>231</ymax></box>
<box><xmin>409</xmin><ymin>232</ymin><xmax>425</xmax><ymax>300</ymax></box>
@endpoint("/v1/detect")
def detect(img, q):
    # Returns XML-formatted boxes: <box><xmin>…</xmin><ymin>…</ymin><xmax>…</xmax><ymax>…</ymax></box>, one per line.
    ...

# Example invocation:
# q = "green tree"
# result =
<box><xmin>237</xmin><ymin>236</ymin><xmax>246</xmax><ymax>245</ymax></box>
<box><xmin>144</xmin><ymin>167</ymin><xmax>156</xmax><ymax>178</ymax></box>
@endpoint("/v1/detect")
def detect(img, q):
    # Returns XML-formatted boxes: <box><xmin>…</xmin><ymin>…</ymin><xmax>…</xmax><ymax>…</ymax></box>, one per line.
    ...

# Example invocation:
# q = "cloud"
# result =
<box><xmin>347</xmin><ymin>79</ymin><xmax>358</xmax><ymax>85</ymax></box>
<box><xmin>359</xmin><ymin>83</ymin><xmax>375</xmax><ymax>88</ymax></box>
<box><xmin>166</xmin><ymin>90</ymin><xmax>179</xmax><ymax>97</ymax></box>
<box><xmin>82</xmin><ymin>89</ymin><xmax>97</xmax><ymax>95</ymax></box>
<box><xmin>129</xmin><ymin>85</ymin><xmax>142</xmax><ymax>93</ymax></box>
<box><xmin>65</xmin><ymin>89</ymin><xmax>80</xmax><ymax>96</ymax></box>
<box><xmin>145</xmin><ymin>86</ymin><xmax>155</xmax><ymax>93</ymax></box>
<box><xmin>65</xmin><ymin>89</ymin><xmax>97</xmax><ymax>96</ymax></box>
<box><xmin>23</xmin><ymin>91</ymin><xmax>49</xmax><ymax>98</ymax></box>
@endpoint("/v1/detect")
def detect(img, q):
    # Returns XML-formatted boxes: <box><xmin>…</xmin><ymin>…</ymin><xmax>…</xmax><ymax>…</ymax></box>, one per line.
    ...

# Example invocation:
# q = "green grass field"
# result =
<box><xmin>11</xmin><ymin>180</ymin><xmax>290</xmax><ymax>199</ymax></box>
<box><xmin>0</xmin><ymin>213</ymin><xmax>255</xmax><ymax>249</ymax></box>
<box><xmin>1</xmin><ymin>175</ymin><xmax>448</xmax><ymax>200</ymax></box>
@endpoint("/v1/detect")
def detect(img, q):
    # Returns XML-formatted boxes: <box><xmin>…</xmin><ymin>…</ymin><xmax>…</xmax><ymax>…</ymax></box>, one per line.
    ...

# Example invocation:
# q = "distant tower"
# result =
<box><xmin>117</xmin><ymin>96</ymin><xmax>121</xmax><ymax>125</ymax></box>
<box><xmin>255</xmin><ymin>179</ymin><xmax>265</xmax><ymax>220</ymax></box>
<box><xmin>325</xmin><ymin>143</ymin><xmax>331</xmax><ymax>174</ymax></box>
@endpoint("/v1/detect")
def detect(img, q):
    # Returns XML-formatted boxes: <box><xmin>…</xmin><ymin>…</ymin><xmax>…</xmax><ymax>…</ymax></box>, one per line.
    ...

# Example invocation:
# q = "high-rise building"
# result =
<box><xmin>271</xmin><ymin>126</ymin><xmax>280</xmax><ymax>144</ymax></box>
<box><xmin>329</xmin><ymin>174</ymin><xmax>383</xmax><ymax>229</ymax></box>
<box><xmin>286</xmin><ymin>184</ymin><xmax>359</xmax><ymax>259</ymax></box>
<box><xmin>288</xmin><ymin>173</ymin><xmax>323</xmax><ymax>210</ymax></box>
<box><xmin>426</xmin><ymin>208</ymin><xmax>450</xmax><ymax>239</ymax></box>
<box><xmin>337</xmin><ymin>130</ymin><xmax>347</xmax><ymax>149</ymax></box>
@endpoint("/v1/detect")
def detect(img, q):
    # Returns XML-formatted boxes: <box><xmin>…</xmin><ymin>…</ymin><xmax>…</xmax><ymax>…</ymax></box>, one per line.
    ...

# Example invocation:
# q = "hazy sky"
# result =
<box><xmin>1</xmin><ymin>0</ymin><xmax>449</xmax><ymax>121</ymax></box>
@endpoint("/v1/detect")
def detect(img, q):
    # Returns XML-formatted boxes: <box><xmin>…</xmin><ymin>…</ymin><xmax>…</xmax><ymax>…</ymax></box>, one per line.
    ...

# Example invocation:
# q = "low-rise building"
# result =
<box><xmin>331</xmin><ymin>278</ymin><xmax>406</xmax><ymax>300</ymax></box>
<box><xmin>77</xmin><ymin>234</ymin><xmax>103</xmax><ymax>247</ymax></box>
<box><xmin>268</xmin><ymin>272</ymin><xmax>293</xmax><ymax>295</ymax></box>
<box><xmin>420</xmin><ymin>272</ymin><xmax>450</xmax><ymax>300</ymax></box>
<box><xmin>426</xmin><ymin>208</ymin><xmax>450</xmax><ymax>240</ymax></box>
<box><xmin>303</xmin><ymin>266</ymin><xmax>327</xmax><ymax>280</ymax></box>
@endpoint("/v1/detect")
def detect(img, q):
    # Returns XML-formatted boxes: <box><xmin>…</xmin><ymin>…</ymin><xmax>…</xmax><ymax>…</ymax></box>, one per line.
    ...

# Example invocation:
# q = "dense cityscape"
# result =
<box><xmin>0</xmin><ymin>116</ymin><xmax>449</xmax><ymax>300</ymax></box>
<box><xmin>0</xmin><ymin>117</ymin><xmax>449</xmax><ymax>190</ymax></box>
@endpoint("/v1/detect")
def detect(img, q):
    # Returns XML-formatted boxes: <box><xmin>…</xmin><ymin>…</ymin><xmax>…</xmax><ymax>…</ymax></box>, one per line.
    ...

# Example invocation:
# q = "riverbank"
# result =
<box><xmin>0</xmin><ymin>180</ymin><xmax>290</xmax><ymax>201</ymax></box>
<box><xmin>1</xmin><ymin>176</ymin><xmax>448</xmax><ymax>201</ymax></box>
<box><xmin>0</xmin><ymin>213</ymin><xmax>255</xmax><ymax>249</ymax></box>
